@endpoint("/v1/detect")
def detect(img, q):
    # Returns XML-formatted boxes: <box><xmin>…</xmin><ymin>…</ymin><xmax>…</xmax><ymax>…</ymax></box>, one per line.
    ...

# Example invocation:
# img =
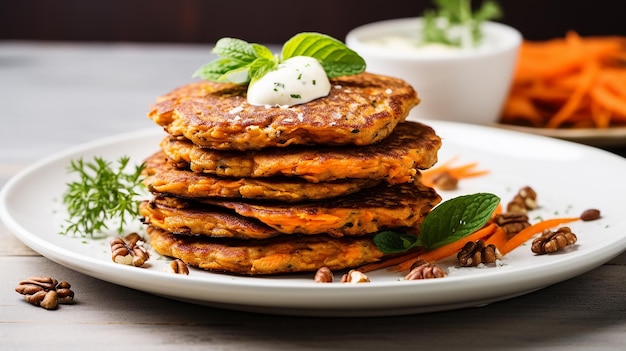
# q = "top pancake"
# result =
<box><xmin>148</xmin><ymin>72</ymin><xmax>419</xmax><ymax>150</ymax></box>
<box><xmin>160</xmin><ymin>121</ymin><xmax>441</xmax><ymax>184</ymax></box>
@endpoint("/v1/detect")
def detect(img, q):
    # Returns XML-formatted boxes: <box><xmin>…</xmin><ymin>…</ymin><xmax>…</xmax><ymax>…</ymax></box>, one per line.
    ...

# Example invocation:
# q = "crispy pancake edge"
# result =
<box><xmin>143</xmin><ymin>150</ymin><xmax>382</xmax><ymax>202</ymax></box>
<box><xmin>146</xmin><ymin>225</ymin><xmax>386</xmax><ymax>275</ymax></box>
<box><xmin>148</xmin><ymin>72</ymin><xmax>419</xmax><ymax>150</ymax></box>
<box><xmin>161</xmin><ymin>121</ymin><xmax>441</xmax><ymax>183</ymax></box>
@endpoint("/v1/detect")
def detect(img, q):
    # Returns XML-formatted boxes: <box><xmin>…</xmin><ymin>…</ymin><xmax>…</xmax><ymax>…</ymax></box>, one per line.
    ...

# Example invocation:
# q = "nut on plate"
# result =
<box><xmin>110</xmin><ymin>232</ymin><xmax>150</xmax><ymax>267</ymax></box>
<box><xmin>531</xmin><ymin>227</ymin><xmax>577</xmax><ymax>255</ymax></box>
<box><xmin>507</xmin><ymin>186</ymin><xmax>538</xmax><ymax>214</ymax></box>
<box><xmin>431</xmin><ymin>171</ymin><xmax>458</xmax><ymax>190</ymax></box>
<box><xmin>314</xmin><ymin>266</ymin><xmax>334</xmax><ymax>283</ymax></box>
<box><xmin>457</xmin><ymin>240</ymin><xmax>502</xmax><ymax>267</ymax></box>
<box><xmin>341</xmin><ymin>269</ymin><xmax>370</xmax><ymax>283</ymax></box>
<box><xmin>15</xmin><ymin>276</ymin><xmax>75</xmax><ymax>310</ymax></box>
<box><xmin>404</xmin><ymin>260</ymin><xmax>446</xmax><ymax>280</ymax></box>
<box><xmin>167</xmin><ymin>259</ymin><xmax>189</xmax><ymax>275</ymax></box>
<box><xmin>580</xmin><ymin>208</ymin><xmax>601</xmax><ymax>221</ymax></box>
<box><xmin>493</xmin><ymin>212</ymin><xmax>531</xmax><ymax>235</ymax></box>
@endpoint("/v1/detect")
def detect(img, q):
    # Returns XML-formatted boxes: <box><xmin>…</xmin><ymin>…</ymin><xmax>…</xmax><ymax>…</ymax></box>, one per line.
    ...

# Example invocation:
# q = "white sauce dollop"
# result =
<box><xmin>247</xmin><ymin>56</ymin><xmax>331</xmax><ymax>107</ymax></box>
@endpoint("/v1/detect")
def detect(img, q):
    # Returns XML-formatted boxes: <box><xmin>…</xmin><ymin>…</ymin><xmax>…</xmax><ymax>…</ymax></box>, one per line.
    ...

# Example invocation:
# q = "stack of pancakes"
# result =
<box><xmin>140</xmin><ymin>72</ymin><xmax>442</xmax><ymax>275</ymax></box>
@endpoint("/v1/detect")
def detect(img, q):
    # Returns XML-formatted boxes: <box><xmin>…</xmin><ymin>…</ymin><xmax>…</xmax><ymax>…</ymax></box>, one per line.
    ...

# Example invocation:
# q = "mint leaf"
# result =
<box><xmin>373</xmin><ymin>231</ymin><xmax>422</xmax><ymax>255</ymax></box>
<box><xmin>213</xmin><ymin>38</ymin><xmax>259</xmax><ymax>64</ymax></box>
<box><xmin>193</xmin><ymin>58</ymin><xmax>244</xmax><ymax>82</ymax></box>
<box><xmin>248</xmin><ymin>57</ymin><xmax>277</xmax><ymax>81</ymax></box>
<box><xmin>193</xmin><ymin>38</ymin><xmax>278</xmax><ymax>84</ymax></box>
<box><xmin>281</xmin><ymin>32</ymin><xmax>366</xmax><ymax>78</ymax></box>
<box><xmin>194</xmin><ymin>33</ymin><xmax>366</xmax><ymax>84</ymax></box>
<box><xmin>251</xmin><ymin>43</ymin><xmax>276</xmax><ymax>61</ymax></box>
<box><xmin>419</xmin><ymin>193</ymin><xmax>500</xmax><ymax>250</ymax></box>
<box><xmin>372</xmin><ymin>193</ymin><xmax>500</xmax><ymax>255</ymax></box>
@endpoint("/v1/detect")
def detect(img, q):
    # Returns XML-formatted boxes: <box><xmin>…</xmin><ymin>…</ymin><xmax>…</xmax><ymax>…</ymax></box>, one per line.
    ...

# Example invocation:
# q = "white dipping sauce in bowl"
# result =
<box><xmin>346</xmin><ymin>17</ymin><xmax>522</xmax><ymax>125</ymax></box>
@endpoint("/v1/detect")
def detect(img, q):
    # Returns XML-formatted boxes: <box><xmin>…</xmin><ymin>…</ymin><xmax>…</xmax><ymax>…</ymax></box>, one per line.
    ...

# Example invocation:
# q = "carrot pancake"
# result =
<box><xmin>198</xmin><ymin>181</ymin><xmax>441</xmax><ymax>237</ymax></box>
<box><xmin>143</xmin><ymin>151</ymin><xmax>381</xmax><ymax>202</ymax></box>
<box><xmin>148</xmin><ymin>72</ymin><xmax>419</xmax><ymax>150</ymax></box>
<box><xmin>139</xmin><ymin>197</ymin><xmax>281</xmax><ymax>240</ymax></box>
<box><xmin>160</xmin><ymin>121</ymin><xmax>441</xmax><ymax>184</ymax></box>
<box><xmin>145</xmin><ymin>225</ymin><xmax>385</xmax><ymax>275</ymax></box>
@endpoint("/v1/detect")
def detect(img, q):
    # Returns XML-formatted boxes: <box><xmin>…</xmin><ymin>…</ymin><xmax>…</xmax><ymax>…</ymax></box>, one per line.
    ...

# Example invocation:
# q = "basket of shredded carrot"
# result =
<box><xmin>500</xmin><ymin>31</ymin><xmax>626</xmax><ymax>129</ymax></box>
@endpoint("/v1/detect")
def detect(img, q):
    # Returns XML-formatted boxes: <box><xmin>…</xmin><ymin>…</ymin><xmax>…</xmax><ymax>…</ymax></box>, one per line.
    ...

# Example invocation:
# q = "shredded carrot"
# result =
<box><xmin>422</xmin><ymin>157</ymin><xmax>489</xmax><ymax>188</ymax></box>
<box><xmin>492</xmin><ymin>203</ymin><xmax>503</xmax><ymax>217</ymax></box>
<box><xmin>499</xmin><ymin>217</ymin><xmax>580</xmax><ymax>256</ymax></box>
<box><xmin>394</xmin><ymin>223</ymin><xmax>498</xmax><ymax>272</ymax></box>
<box><xmin>484</xmin><ymin>226</ymin><xmax>508</xmax><ymax>251</ymax></box>
<box><xmin>501</xmin><ymin>31</ymin><xmax>626</xmax><ymax>129</ymax></box>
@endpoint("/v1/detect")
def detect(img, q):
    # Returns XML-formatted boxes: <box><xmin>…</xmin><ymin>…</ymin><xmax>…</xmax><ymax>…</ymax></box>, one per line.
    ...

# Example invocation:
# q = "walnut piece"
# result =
<box><xmin>314</xmin><ymin>266</ymin><xmax>333</xmax><ymax>283</ymax></box>
<box><xmin>110</xmin><ymin>232</ymin><xmax>150</xmax><ymax>267</ymax></box>
<box><xmin>15</xmin><ymin>276</ymin><xmax>74</xmax><ymax>310</ymax></box>
<box><xmin>341</xmin><ymin>270</ymin><xmax>370</xmax><ymax>283</ymax></box>
<box><xmin>167</xmin><ymin>259</ymin><xmax>189</xmax><ymax>275</ymax></box>
<box><xmin>531</xmin><ymin>227</ymin><xmax>577</xmax><ymax>255</ymax></box>
<box><xmin>404</xmin><ymin>260</ymin><xmax>446</xmax><ymax>280</ymax></box>
<box><xmin>457</xmin><ymin>240</ymin><xmax>502</xmax><ymax>267</ymax></box>
<box><xmin>507</xmin><ymin>186</ymin><xmax>538</xmax><ymax>213</ymax></box>
<box><xmin>493</xmin><ymin>212</ymin><xmax>531</xmax><ymax>235</ymax></box>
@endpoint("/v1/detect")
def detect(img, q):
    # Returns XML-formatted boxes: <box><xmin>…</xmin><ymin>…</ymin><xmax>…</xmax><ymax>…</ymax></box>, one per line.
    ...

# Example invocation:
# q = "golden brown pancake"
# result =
<box><xmin>139</xmin><ymin>197</ymin><xmax>282</xmax><ymax>240</ymax></box>
<box><xmin>146</xmin><ymin>225</ymin><xmax>386</xmax><ymax>275</ymax></box>
<box><xmin>199</xmin><ymin>181</ymin><xmax>441</xmax><ymax>237</ymax></box>
<box><xmin>160</xmin><ymin>121</ymin><xmax>441</xmax><ymax>184</ymax></box>
<box><xmin>148</xmin><ymin>72</ymin><xmax>419</xmax><ymax>150</ymax></box>
<box><xmin>143</xmin><ymin>151</ymin><xmax>381</xmax><ymax>202</ymax></box>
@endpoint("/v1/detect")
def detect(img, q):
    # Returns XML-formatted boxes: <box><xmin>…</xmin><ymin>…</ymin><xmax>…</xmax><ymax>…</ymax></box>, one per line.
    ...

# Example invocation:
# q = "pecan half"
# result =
<box><xmin>507</xmin><ymin>186</ymin><xmax>538</xmax><ymax>213</ymax></box>
<box><xmin>493</xmin><ymin>212</ymin><xmax>531</xmax><ymax>235</ymax></box>
<box><xmin>341</xmin><ymin>269</ymin><xmax>370</xmax><ymax>283</ymax></box>
<box><xmin>110</xmin><ymin>232</ymin><xmax>150</xmax><ymax>267</ymax></box>
<box><xmin>167</xmin><ymin>259</ymin><xmax>189</xmax><ymax>275</ymax></box>
<box><xmin>314</xmin><ymin>266</ymin><xmax>333</xmax><ymax>283</ymax></box>
<box><xmin>457</xmin><ymin>240</ymin><xmax>502</xmax><ymax>267</ymax></box>
<box><xmin>531</xmin><ymin>227</ymin><xmax>577</xmax><ymax>255</ymax></box>
<box><xmin>404</xmin><ymin>260</ymin><xmax>446</xmax><ymax>280</ymax></box>
<box><xmin>15</xmin><ymin>276</ymin><xmax>74</xmax><ymax>310</ymax></box>
<box><xmin>431</xmin><ymin>171</ymin><xmax>458</xmax><ymax>190</ymax></box>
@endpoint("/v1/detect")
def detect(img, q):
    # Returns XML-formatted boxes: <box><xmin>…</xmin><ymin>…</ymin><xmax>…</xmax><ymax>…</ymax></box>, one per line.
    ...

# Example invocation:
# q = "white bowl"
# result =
<box><xmin>346</xmin><ymin>17</ymin><xmax>522</xmax><ymax>125</ymax></box>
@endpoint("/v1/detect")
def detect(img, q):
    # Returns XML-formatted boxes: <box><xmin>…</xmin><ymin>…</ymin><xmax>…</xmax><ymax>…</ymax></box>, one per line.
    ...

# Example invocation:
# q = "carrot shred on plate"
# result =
<box><xmin>357</xmin><ymin>249</ymin><xmax>425</xmax><ymax>273</ymax></box>
<box><xmin>484</xmin><ymin>226</ymin><xmax>508</xmax><ymax>251</ymax></box>
<box><xmin>421</xmin><ymin>156</ymin><xmax>489</xmax><ymax>188</ymax></box>
<box><xmin>393</xmin><ymin>223</ymin><xmax>498</xmax><ymax>272</ymax></box>
<box><xmin>501</xmin><ymin>31</ymin><xmax>626</xmax><ymax>129</ymax></box>
<box><xmin>499</xmin><ymin>216</ymin><xmax>581</xmax><ymax>256</ymax></box>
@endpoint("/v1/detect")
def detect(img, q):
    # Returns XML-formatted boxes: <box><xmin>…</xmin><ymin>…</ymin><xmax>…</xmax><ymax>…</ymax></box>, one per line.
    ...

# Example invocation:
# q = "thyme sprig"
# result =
<box><xmin>61</xmin><ymin>156</ymin><xmax>146</xmax><ymax>237</ymax></box>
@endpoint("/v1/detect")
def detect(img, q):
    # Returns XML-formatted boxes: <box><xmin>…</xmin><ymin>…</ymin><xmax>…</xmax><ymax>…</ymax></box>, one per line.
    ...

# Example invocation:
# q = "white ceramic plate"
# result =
<box><xmin>495</xmin><ymin>123</ymin><xmax>626</xmax><ymax>148</ymax></box>
<box><xmin>1</xmin><ymin>120</ymin><xmax>625</xmax><ymax>317</ymax></box>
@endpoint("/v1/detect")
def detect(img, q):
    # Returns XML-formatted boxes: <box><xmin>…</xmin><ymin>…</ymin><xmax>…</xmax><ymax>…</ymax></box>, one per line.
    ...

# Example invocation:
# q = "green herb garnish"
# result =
<box><xmin>61</xmin><ymin>156</ymin><xmax>146</xmax><ymax>237</ymax></box>
<box><xmin>422</xmin><ymin>0</ymin><xmax>502</xmax><ymax>48</ymax></box>
<box><xmin>193</xmin><ymin>32</ymin><xmax>366</xmax><ymax>84</ymax></box>
<box><xmin>373</xmin><ymin>193</ymin><xmax>500</xmax><ymax>254</ymax></box>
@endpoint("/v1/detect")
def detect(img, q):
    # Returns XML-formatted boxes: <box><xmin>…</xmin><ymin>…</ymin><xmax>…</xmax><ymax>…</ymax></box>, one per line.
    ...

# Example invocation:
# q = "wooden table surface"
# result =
<box><xmin>1</xmin><ymin>41</ymin><xmax>625</xmax><ymax>351</ymax></box>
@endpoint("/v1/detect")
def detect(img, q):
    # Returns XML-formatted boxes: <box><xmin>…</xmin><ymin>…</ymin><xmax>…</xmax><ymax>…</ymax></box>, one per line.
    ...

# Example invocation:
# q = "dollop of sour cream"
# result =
<box><xmin>247</xmin><ymin>56</ymin><xmax>331</xmax><ymax>107</ymax></box>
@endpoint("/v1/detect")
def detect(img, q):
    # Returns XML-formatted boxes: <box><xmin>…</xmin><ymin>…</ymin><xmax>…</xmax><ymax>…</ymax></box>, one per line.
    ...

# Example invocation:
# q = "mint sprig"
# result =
<box><xmin>373</xmin><ymin>193</ymin><xmax>500</xmax><ymax>254</ymax></box>
<box><xmin>193</xmin><ymin>32</ymin><xmax>366</xmax><ymax>84</ymax></box>
<box><xmin>422</xmin><ymin>0</ymin><xmax>502</xmax><ymax>47</ymax></box>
